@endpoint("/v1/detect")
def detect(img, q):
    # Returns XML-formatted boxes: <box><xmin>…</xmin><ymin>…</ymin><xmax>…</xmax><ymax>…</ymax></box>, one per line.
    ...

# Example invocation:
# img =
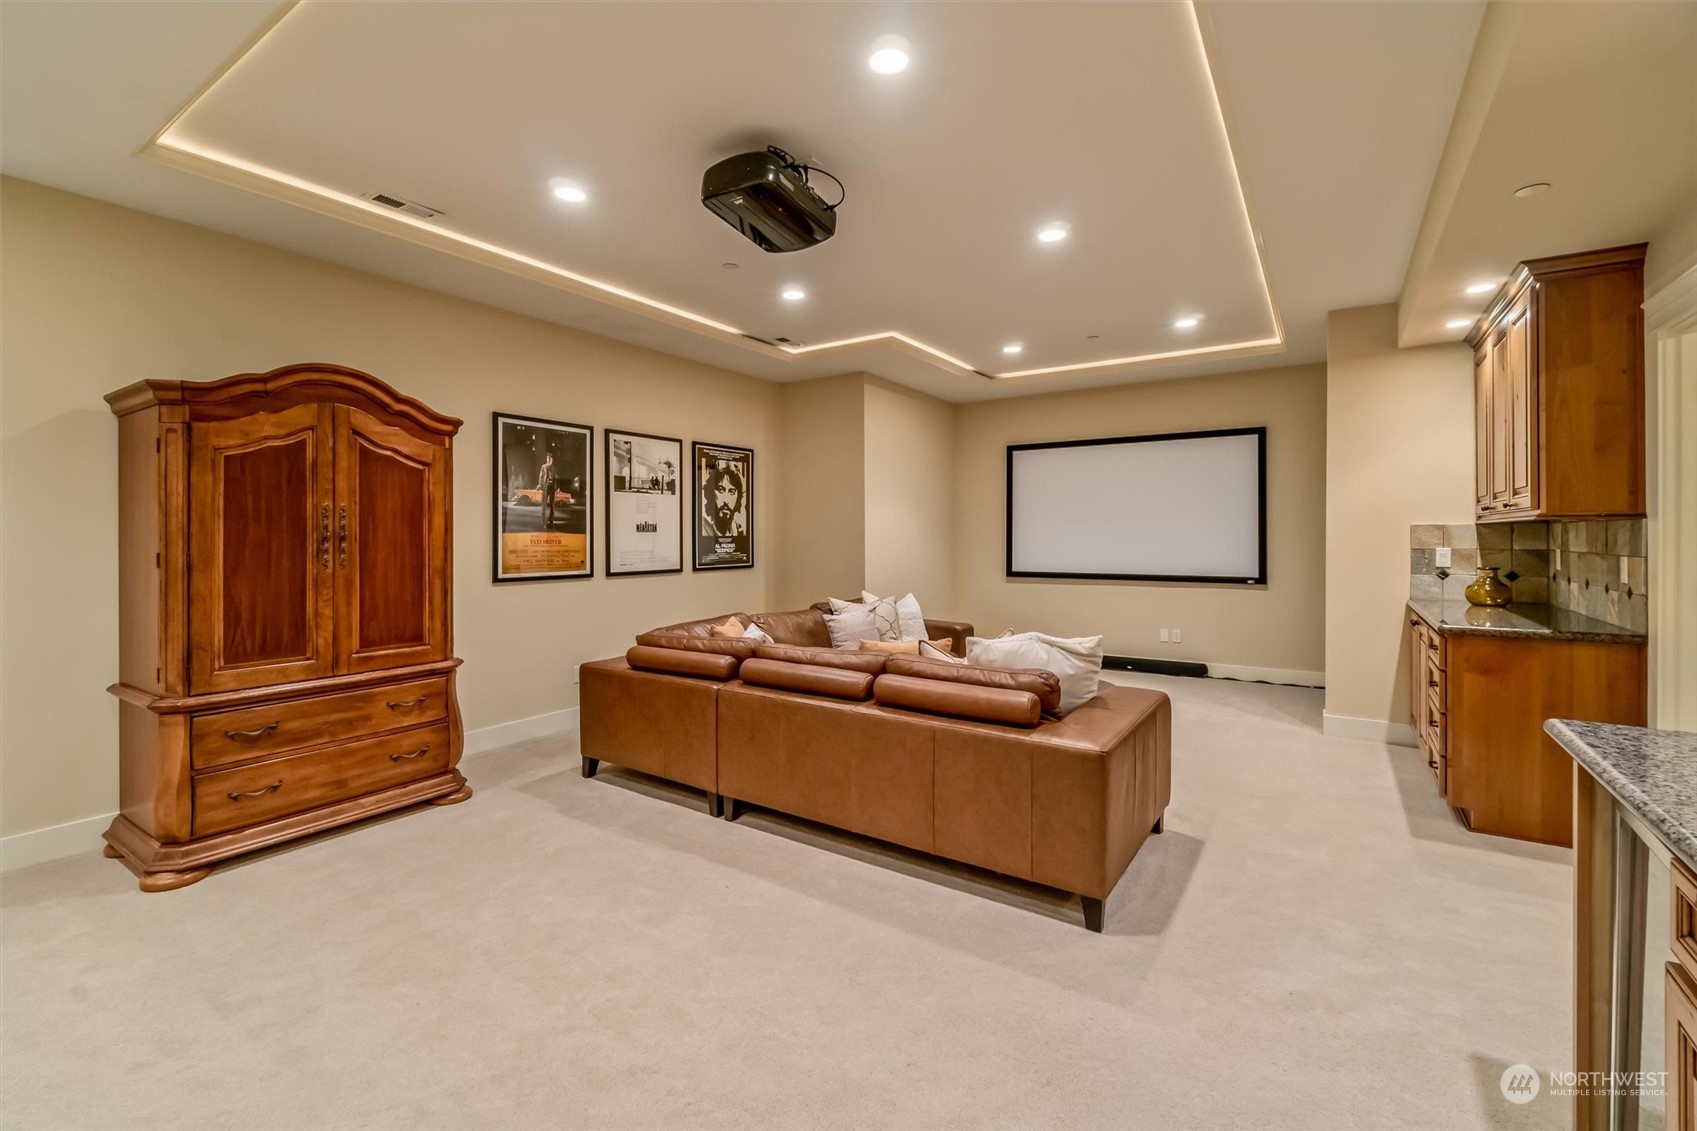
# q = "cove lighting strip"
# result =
<box><xmin>148</xmin><ymin>0</ymin><xmax>1282</xmax><ymax>383</ymax></box>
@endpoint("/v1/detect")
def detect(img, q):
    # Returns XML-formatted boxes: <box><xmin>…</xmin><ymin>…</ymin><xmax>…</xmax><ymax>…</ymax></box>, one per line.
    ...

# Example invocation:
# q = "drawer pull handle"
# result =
<box><xmin>1428</xmin><ymin>643</ymin><xmax>1440</xmax><ymax>652</ymax></box>
<box><xmin>1428</xmin><ymin>680</ymin><xmax>1439</xmax><ymax>688</ymax></box>
<box><xmin>319</xmin><ymin>504</ymin><xmax>331</xmax><ymax>571</ymax></box>
<box><xmin>223</xmin><ymin>722</ymin><xmax>279</xmax><ymax>743</ymax></box>
<box><xmin>337</xmin><ymin>504</ymin><xmax>348</xmax><ymax>568</ymax></box>
<box><xmin>227</xmin><ymin>780</ymin><xmax>282</xmax><ymax>801</ymax></box>
<box><xmin>1429</xmin><ymin>719</ymin><xmax>1440</xmax><ymax>729</ymax></box>
<box><xmin>387</xmin><ymin>697</ymin><xmax>428</xmax><ymax>710</ymax></box>
<box><xmin>389</xmin><ymin>746</ymin><xmax>430</xmax><ymax>762</ymax></box>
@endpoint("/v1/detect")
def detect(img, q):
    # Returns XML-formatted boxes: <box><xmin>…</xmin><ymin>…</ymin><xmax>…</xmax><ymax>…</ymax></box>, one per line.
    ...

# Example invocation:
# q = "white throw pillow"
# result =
<box><xmin>966</xmin><ymin>632</ymin><xmax>1104</xmax><ymax>715</ymax></box>
<box><xmin>918</xmin><ymin>639</ymin><xmax>964</xmax><ymax>664</ymax></box>
<box><xmin>823</xmin><ymin>604</ymin><xmax>880</xmax><ymax>649</ymax></box>
<box><xmin>853</xmin><ymin>590</ymin><xmax>926</xmax><ymax>641</ymax></box>
<box><xmin>741</xmin><ymin>623</ymin><xmax>775</xmax><ymax>644</ymax></box>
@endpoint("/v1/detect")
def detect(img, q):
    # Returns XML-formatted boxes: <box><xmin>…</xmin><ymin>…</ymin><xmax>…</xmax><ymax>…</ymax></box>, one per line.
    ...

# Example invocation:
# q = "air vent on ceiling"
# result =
<box><xmin>360</xmin><ymin>191</ymin><xmax>442</xmax><ymax>220</ymax></box>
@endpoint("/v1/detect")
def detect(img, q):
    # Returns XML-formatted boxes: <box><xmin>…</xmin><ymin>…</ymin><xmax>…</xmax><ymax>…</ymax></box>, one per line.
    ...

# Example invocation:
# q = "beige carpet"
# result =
<box><xmin>1</xmin><ymin>673</ymin><xmax>1571</xmax><ymax>1130</ymax></box>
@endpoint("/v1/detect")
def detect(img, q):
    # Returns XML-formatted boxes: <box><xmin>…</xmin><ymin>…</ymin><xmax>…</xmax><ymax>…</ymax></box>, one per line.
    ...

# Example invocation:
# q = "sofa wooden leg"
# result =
<box><xmin>1081</xmin><ymin>896</ymin><xmax>1104</xmax><ymax>933</ymax></box>
<box><xmin>708</xmin><ymin>792</ymin><xmax>722</xmax><ymax>817</ymax></box>
<box><xmin>724</xmin><ymin>797</ymin><xmax>740</xmax><ymax>821</ymax></box>
<box><xmin>1151</xmin><ymin>815</ymin><xmax>1163</xmax><ymax>834</ymax></box>
<box><xmin>582</xmin><ymin>757</ymin><xmax>599</xmax><ymax>779</ymax></box>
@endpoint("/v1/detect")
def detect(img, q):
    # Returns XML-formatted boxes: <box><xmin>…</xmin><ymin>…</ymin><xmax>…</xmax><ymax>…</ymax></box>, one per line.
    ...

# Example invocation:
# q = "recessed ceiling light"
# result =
<box><xmin>1002</xmin><ymin>343</ymin><xmax>1023</xmax><ymax>355</ymax></box>
<box><xmin>1173</xmin><ymin>316</ymin><xmax>1202</xmax><ymax>330</ymax></box>
<box><xmin>1446</xmin><ymin>318</ymin><xmax>1473</xmax><ymax>330</ymax></box>
<box><xmin>721</xmin><ymin>262</ymin><xmax>739</xmax><ymax>271</ymax></box>
<box><xmin>868</xmin><ymin>35</ymin><xmax>910</xmax><ymax>75</ymax></box>
<box><xmin>549</xmin><ymin>178</ymin><xmax>588</xmax><ymax>204</ymax></box>
<box><xmin>1464</xmin><ymin>282</ymin><xmax>1497</xmax><ymax>295</ymax></box>
<box><xmin>1513</xmin><ymin>182</ymin><xmax>1550</xmax><ymax>198</ymax></box>
<box><xmin>781</xmin><ymin>286</ymin><xmax>806</xmax><ymax>301</ymax></box>
<box><xmin>1036</xmin><ymin>223</ymin><xmax>1069</xmax><ymax>244</ymax></box>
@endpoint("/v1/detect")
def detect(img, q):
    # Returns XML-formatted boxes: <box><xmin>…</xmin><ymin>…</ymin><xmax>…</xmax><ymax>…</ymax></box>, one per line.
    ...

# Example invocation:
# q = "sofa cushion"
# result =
<box><xmin>748</xmin><ymin>608</ymin><xmax>831</xmax><ymax>648</ymax></box>
<box><xmin>884</xmin><ymin>655</ymin><xmax>1063</xmax><ymax>718</ymax></box>
<box><xmin>634</xmin><ymin>633</ymin><xmax>757</xmax><ymax>660</ymax></box>
<box><xmin>918</xmin><ymin>640</ymin><xmax>961</xmax><ymax>662</ymax></box>
<box><xmin>873</xmin><ymin>673</ymin><xmax>1041</xmax><ymax>728</ymax></box>
<box><xmin>754</xmin><ymin>644</ymin><xmax>887</xmax><ymax>675</ymax></box>
<box><xmin>625</xmin><ymin>645</ymin><xmax>740</xmax><ymax>681</ymax></box>
<box><xmin>739</xmin><ymin>658</ymin><xmax>875</xmax><ymax>701</ymax></box>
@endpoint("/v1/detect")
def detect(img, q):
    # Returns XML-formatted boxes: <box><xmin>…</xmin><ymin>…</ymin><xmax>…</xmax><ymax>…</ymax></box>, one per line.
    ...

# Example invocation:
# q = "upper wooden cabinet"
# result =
<box><xmin>1468</xmin><ymin>244</ymin><xmax>1646</xmax><ymax>523</ymax></box>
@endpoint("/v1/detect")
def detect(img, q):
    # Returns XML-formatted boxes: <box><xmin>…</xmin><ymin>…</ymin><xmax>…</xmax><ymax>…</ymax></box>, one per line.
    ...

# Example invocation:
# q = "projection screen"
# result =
<box><xmin>1006</xmin><ymin>427</ymin><xmax>1266</xmax><ymax>583</ymax></box>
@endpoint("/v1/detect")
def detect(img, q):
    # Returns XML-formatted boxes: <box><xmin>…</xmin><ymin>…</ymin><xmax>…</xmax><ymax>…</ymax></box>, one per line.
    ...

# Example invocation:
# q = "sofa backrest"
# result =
<box><xmin>625</xmin><ymin>645</ymin><xmax>741</xmax><ymax>681</ymax></box>
<box><xmin>752</xmin><ymin>643</ymin><xmax>886</xmax><ymax>675</ymax></box>
<box><xmin>872</xmin><ymin>673</ymin><xmax>1041</xmax><ymax>727</ymax></box>
<box><xmin>739</xmin><ymin>658</ymin><xmax>875</xmax><ymax>702</ymax></box>
<box><xmin>748</xmin><ymin>608</ymin><xmax>831</xmax><ymax>648</ymax></box>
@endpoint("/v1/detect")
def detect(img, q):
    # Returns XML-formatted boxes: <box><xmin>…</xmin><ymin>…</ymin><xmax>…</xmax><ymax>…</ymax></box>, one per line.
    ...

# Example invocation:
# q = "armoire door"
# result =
<box><xmin>189</xmin><ymin>404</ymin><xmax>336</xmax><ymax>693</ymax></box>
<box><xmin>332</xmin><ymin>405</ymin><xmax>449</xmax><ymax>674</ymax></box>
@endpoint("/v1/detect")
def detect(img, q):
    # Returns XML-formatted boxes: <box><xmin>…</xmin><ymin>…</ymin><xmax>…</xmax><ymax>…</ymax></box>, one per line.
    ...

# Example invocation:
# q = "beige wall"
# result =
<box><xmin>953</xmin><ymin>364</ymin><xmax>1329</xmax><ymax>679</ymax></box>
<box><xmin>1324</xmin><ymin>304</ymin><xmax>1474</xmax><ymax>734</ymax></box>
<box><xmin>863</xmin><ymin>377</ymin><xmax>956</xmax><ymax>610</ymax></box>
<box><xmin>772</xmin><ymin>374</ymin><xmax>865</xmax><ymax>610</ymax></box>
<box><xmin>0</xmin><ymin>177</ymin><xmax>783</xmax><ymax>838</ymax></box>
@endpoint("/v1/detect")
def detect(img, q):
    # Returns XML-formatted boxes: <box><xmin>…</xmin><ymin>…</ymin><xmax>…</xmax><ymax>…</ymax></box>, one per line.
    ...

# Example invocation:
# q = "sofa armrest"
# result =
<box><xmin>922</xmin><ymin>619</ymin><xmax>973</xmax><ymax>656</ymax></box>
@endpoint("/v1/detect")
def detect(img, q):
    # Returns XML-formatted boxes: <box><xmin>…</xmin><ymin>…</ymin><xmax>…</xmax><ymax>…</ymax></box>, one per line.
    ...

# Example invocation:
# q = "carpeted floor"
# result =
<box><xmin>1</xmin><ymin>673</ymin><xmax>1571</xmax><ymax>1130</ymax></box>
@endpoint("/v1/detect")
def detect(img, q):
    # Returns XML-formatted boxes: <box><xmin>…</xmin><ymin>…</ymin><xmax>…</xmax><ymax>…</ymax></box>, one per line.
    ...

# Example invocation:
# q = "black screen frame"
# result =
<box><xmin>1004</xmin><ymin>426</ymin><xmax>1268</xmax><ymax>585</ymax></box>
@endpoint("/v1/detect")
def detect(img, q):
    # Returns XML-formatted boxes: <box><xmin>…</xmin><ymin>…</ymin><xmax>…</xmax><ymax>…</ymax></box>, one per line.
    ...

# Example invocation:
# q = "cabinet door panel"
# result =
<box><xmin>334</xmin><ymin>406</ymin><xmax>449</xmax><ymax>673</ymax></box>
<box><xmin>1506</xmin><ymin>296</ymin><xmax>1537</xmax><ymax>510</ymax></box>
<box><xmin>1474</xmin><ymin>348</ymin><xmax>1492</xmax><ymax>513</ymax></box>
<box><xmin>189</xmin><ymin>405</ymin><xmax>334</xmax><ymax>692</ymax></box>
<box><xmin>1489</xmin><ymin>330</ymin><xmax>1513</xmax><ymax>505</ymax></box>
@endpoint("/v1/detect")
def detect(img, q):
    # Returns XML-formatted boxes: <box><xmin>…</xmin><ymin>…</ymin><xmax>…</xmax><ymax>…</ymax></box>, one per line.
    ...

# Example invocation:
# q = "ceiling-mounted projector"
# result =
<box><xmin>701</xmin><ymin>147</ymin><xmax>841</xmax><ymax>253</ymax></box>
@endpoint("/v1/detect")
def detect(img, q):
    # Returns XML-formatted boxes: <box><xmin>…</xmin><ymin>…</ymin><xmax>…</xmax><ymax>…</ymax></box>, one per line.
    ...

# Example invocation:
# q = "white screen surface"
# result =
<box><xmin>1008</xmin><ymin>430</ymin><xmax>1264</xmax><ymax>582</ymax></box>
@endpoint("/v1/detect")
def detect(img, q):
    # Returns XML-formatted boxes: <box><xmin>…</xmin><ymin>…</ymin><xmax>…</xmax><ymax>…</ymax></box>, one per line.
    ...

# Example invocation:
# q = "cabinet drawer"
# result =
<box><xmin>192</xmin><ymin>723</ymin><xmax>450</xmax><ymax>837</ymax></box>
<box><xmin>191</xmin><ymin>677</ymin><xmax>448</xmax><ymax>769</ymax></box>
<box><xmin>1423</xmin><ymin>687</ymin><xmax>1446</xmax><ymax>754</ymax></box>
<box><xmin>1672</xmin><ymin>858</ymin><xmax>1697</xmax><ymax>979</ymax></box>
<box><xmin>1423</xmin><ymin>651</ymin><xmax>1446</xmax><ymax>701</ymax></box>
<box><xmin>1421</xmin><ymin>628</ymin><xmax>1446</xmax><ymax>670</ymax></box>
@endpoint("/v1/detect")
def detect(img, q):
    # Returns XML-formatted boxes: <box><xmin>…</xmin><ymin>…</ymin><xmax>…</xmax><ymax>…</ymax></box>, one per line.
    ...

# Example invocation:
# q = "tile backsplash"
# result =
<box><xmin>1409</xmin><ymin>519</ymin><xmax>1648</xmax><ymax>633</ymax></box>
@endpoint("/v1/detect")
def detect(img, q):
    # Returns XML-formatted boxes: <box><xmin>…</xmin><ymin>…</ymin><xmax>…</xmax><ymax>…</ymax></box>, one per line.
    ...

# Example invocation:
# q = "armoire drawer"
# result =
<box><xmin>191</xmin><ymin>677</ymin><xmax>449</xmax><ymax>770</ymax></box>
<box><xmin>192</xmin><ymin>723</ymin><xmax>451</xmax><ymax>837</ymax></box>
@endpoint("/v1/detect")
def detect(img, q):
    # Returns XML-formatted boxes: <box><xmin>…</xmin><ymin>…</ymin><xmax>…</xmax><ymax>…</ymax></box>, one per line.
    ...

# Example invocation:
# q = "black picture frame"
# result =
<box><xmin>605</xmin><ymin>428</ymin><xmax>684</xmax><ymax>576</ymax></box>
<box><xmin>1005</xmin><ymin>426</ymin><xmax>1268</xmax><ymax>585</ymax></box>
<box><xmin>692</xmin><ymin>441</ymin><xmax>754</xmax><ymax>570</ymax></box>
<box><xmin>492</xmin><ymin>413</ymin><xmax>594</xmax><ymax>583</ymax></box>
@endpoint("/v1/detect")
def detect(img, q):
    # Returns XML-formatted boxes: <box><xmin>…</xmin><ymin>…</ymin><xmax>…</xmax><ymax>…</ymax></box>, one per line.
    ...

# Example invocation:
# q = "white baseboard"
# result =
<box><xmin>0</xmin><ymin>708</ymin><xmax>582</xmax><ymax>873</ymax></box>
<box><xmin>0</xmin><ymin>812</ymin><xmax>113</xmax><ymax>873</ymax></box>
<box><xmin>1207</xmin><ymin>664</ymin><xmax>1325</xmax><ymax>688</ymax></box>
<box><xmin>462</xmin><ymin>706</ymin><xmax>578</xmax><ymax>757</ymax></box>
<box><xmin>1322</xmin><ymin>711</ymin><xmax>1418</xmax><ymax>748</ymax></box>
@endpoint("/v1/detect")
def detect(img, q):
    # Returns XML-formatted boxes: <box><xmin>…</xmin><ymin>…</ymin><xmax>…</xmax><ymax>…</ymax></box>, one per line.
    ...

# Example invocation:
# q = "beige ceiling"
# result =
<box><xmin>1399</xmin><ymin>1</ymin><xmax>1697</xmax><ymax>346</ymax></box>
<box><xmin>2</xmin><ymin>0</ymin><xmax>1485</xmax><ymax>401</ymax></box>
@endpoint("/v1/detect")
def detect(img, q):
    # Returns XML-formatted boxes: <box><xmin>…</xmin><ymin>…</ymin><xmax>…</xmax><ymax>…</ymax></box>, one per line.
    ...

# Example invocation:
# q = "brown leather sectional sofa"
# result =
<box><xmin>579</xmin><ymin>605</ymin><xmax>1171</xmax><ymax>931</ymax></box>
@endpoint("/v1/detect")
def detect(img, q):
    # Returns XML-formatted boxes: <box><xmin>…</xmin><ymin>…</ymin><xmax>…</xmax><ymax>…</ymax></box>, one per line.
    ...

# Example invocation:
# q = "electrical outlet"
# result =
<box><xmin>573</xmin><ymin>663</ymin><xmax>581</xmax><ymax>685</ymax></box>
<box><xmin>1159</xmin><ymin>628</ymin><xmax>1170</xmax><ymax>643</ymax></box>
<box><xmin>1621</xmin><ymin>556</ymin><xmax>1630</xmax><ymax>586</ymax></box>
<box><xmin>1435</xmin><ymin>547</ymin><xmax>1452</xmax><ymax>567</ymax></box>
<box><xmin>1172</xmin><ymin>629</ymin><xmax>1182</xmax><ymax>644</ymax></box>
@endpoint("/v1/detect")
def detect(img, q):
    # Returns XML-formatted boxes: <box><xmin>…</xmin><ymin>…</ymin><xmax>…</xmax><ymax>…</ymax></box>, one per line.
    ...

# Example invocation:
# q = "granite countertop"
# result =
<box><xmin>1548</xmin><ymin>721</ymin><xmax>1697</xmax><ymax>872</ymax></box>
<box><xmin>1407</xmin><ymin>597</ymin><xmax>1646</xmax><ymax>643</ymax></box>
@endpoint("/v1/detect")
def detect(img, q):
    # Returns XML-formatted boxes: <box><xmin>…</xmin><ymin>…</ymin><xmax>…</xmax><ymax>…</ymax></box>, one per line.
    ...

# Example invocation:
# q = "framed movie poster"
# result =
<box><xmin>693</xmin><ymin>441</ymin><xmax>753</xmax><ymax>570</ymax></box>
<box><xmin>492</xmin><ymin>413</ymin><xmax>592</xmax><ymax>582</ymax></box>
<box><xmin>606</xmin><ymin>429</ymin><xmax>683</xmax><ymax>576</ymax></box>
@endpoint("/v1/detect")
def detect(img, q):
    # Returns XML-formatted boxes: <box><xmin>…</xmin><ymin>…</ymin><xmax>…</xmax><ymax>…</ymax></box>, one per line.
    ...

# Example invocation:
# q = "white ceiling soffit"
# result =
<box><xmin>0</xmin><ymin>1</ymin><xmax>1483</xmax><ymax>401</ymax></box>
<box><xmin>1399</xmin><ymin>1</ymin><xmax>1697</xmax><ymax>347</ymax></box>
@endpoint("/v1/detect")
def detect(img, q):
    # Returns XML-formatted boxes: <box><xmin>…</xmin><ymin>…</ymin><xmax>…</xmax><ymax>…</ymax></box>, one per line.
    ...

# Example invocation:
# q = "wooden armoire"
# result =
<box><xmin>104</xmin><ymin>363</ymin><xmax>469</xmax><ymax>891</ymax></box>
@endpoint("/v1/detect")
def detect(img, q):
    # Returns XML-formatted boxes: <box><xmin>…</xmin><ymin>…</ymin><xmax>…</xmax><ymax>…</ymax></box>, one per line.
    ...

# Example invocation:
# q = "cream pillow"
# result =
<box><xmin>741</xmin><ymin>623</ymin><xmax>775</xmax><ymax>644</ymax></box>
<box><xmin>858</xmin><ymin>638</ymin><xmax>956</xmax><ymax>656</ymax></box>
<box><xmin>917</xmin><ymin>639</ymin><xmax>963</xmax><ymax>663</ymax></box>
<box><xmin>824</xmin><ymin>604</ymin><xmax>880</xmax><ymax>649</ymax></box>
<box><xmin>966</xmin><ymin>632</ymin><xmax>1104</xmax><ymax>715</ymax></box>
<box><xmin>709</xmin><ymin>616</ymin><xmax>745</xmax><ymax>639</ymax></box>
